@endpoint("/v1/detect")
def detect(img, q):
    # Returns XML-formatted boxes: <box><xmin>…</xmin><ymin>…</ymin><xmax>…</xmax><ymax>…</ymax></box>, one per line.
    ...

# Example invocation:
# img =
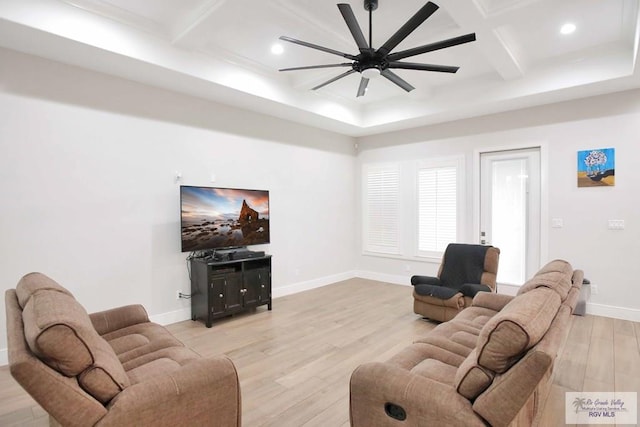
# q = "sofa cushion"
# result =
<box><xmin>411</xmin><ymin>358</ymin><xmax>457</xmax><ymax>386</ymax></box>
<box><xmin>455</xmin><ymin>349</ymin><xmax>495</xmax><ymax>400</ymax></box>
<box><xmin>21</xmin><ymin>289</ymin><xmax>129</xmax><ymax>402</ymax></box>
<box><xmin>387</xmin><ymin>343</ymin><xmax>466</xmax><ymax>370</ymax></box>
<box><xmin>16</xmin><ymin>272</ymin><xmax>75</xmax><ymax>309</ymax></box>
<box><xmin>476</xmin><ymin>287</ymin><xmax>560</xmax><ymax>373</ymax></box>
<box><xmin>103</xmin><ymin>323</ymin><xmax>185</xmax><ymax>365</ymax></box>
<box><xmin>414</xmin><ymin>284</ymin><xmax>460</xmax><ymax>299</ymax></box>
<box><xmin>125</xmin><ymin>347</ymin><xmax>202</xmax><ymax>384</ymax></box>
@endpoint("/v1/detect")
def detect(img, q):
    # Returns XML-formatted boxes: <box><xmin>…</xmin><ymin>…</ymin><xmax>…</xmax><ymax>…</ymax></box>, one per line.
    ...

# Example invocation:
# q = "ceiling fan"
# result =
<box><xmin>279</xmin><ymin>0</ymin><xmax>476</xmax><ymax>97</ymax></box>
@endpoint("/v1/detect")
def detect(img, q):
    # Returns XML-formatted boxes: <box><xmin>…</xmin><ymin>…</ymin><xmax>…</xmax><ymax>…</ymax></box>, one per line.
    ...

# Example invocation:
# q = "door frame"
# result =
<box><xmin>472</xmin><ymin>142</ymin><xmax>549</xmax><ymax>287</ymax></box>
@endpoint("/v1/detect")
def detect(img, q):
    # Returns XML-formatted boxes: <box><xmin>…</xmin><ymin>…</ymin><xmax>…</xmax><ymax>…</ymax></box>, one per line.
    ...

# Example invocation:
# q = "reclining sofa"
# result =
<box><xmin>350</xmin><ymin>259</ymin><xmax>584</xmax><ymax>427</ymax></box>
<box><xmin>5</xmin><ymin>272</ymin><xmax>241</xmax><ymax>427</ymax></box>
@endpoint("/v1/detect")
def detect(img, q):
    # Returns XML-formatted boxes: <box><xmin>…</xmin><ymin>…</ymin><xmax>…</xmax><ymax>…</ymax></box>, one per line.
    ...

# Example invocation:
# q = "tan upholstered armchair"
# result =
<box><xmin>411</xmin><ymin>243</ymin><xmax>500</xmax><ymax>322</ymax></box>
<box><xmin>5</xmin><ymin>273</ymin><xmax>241</xmax><ymax>427</ymax></box>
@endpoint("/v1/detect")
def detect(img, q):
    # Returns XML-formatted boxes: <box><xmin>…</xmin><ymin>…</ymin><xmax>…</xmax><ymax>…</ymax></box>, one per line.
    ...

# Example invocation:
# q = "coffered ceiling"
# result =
<box><xmin>0</xmin><ymin>0</ymin><xmax>639</xmax><ymax>136</ymax></box>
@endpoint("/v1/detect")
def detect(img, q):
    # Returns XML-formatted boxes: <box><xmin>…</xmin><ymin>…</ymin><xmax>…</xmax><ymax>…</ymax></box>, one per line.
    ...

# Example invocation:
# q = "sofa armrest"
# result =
<box><xmin>460</xmin><ymin>283</ymin><xmax>491</xmax><ymax>298</ymax></box>
<box><xmin>411</xmin><ymin>275</ymin><xmax>441</xmax><ymax>286</ymax></box>
<box><xmin>471</xmin><ymin>292</ymin><xmax>515</xmax><ymax>312</ymax></box>
<box><xmin>98</xmin><ymin>356</ymin><xmax>241</xmax><ymax>427</ymax></box>
<box><xmin>571</xmin><ymin>269</ymin><xmax>585</xmax><ymax>289</ymax></box>
<box><xmin>350</xmin><ymin>362</ymin><xmax>486</xmax><ymax>427</ymax></box>
<box><xmin>90</xmin><ymin>305</ymin><xmax>149</xmax><ymax>335</ymax></box>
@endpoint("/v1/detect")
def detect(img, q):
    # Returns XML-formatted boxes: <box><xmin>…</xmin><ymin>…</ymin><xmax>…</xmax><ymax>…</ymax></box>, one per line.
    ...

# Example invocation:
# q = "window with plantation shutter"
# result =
<box><xmin>363</xmin><ymin>163</ymin><xmax>400</xmax><ymax>254</ymax></box>
<box><xmin>417</xmin><ymin>163</ymin><xmax>458</xmax><ymax>254</ymax></box>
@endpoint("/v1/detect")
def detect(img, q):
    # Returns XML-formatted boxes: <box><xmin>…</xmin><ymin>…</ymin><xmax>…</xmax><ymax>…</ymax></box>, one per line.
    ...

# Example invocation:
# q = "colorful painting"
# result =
<box><xmin>577</xmin><ymin>148</ymin><xmax>615</xmax><ymax>187</ymax></box>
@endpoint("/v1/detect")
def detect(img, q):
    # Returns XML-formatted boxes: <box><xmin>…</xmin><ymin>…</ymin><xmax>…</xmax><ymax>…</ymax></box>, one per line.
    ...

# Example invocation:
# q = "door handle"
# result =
<box><xmin>480</xmin><ymin>231</ymin><xmax>488</xmax><ymax>245</ymax></box>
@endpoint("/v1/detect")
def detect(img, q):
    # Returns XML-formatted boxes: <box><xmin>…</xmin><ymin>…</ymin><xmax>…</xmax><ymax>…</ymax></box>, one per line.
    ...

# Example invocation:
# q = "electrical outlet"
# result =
<box><xmin>176</xmin><ymin>290</ymin><xmax>181</xmax><ymax>300</ymax></box>
<box><xmin>591</xmin><ymin>284</ymin><xmax>598</xmax><ymax>295</ymax></box>
<box><xmin>607</xmin><ymin>219</ymin><xmax>625</xmax><ymax>230</ymax></box>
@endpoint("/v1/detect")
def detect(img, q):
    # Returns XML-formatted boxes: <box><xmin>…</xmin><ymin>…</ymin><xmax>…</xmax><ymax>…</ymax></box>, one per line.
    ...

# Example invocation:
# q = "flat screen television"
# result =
<box><xmin>180</xmin><ymin>186</ymin><xmax>270</xmax><ymax>252</ymax></box>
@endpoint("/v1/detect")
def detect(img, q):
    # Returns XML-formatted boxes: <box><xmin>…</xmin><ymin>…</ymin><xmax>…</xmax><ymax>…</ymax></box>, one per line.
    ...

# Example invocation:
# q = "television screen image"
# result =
<box><xmin>180</xmin><ymin>186</ymin><xmax>270</xmax><ymax>252</ymax></box>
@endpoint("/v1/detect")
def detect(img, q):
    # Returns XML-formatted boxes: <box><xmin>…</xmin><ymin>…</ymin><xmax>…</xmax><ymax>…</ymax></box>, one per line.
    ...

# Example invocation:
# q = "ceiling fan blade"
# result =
<box><xmin>312</xmin><ymin>69</ymin><xmax>357</xmax><ymax>90</ymax></box>
<box><xmin>280</xmin><ymin>63</ymin><xmax>353</xmax><ymax>72</ymax></box>
<box><xmin>337</xmin><ymin>4</ymin><xmax>369</xmax><ymax>50</ymax></box>
<box><xmin>280</xmin><ymin>36</ymin><xmax>357</xmax><ymax>60</ymax></box>
<box><xmin>381</xmin><ymin>69</ymin><xmax>415</xmax><ymax>92</ymax></box>
<box><xmin>377</xmin><ymin>1</ymin><xmax>439</xmax><ymax>56</ymax></box>
<box><xmin>388</xmin><ymin>33</ymin><xmax>477</xmax><ymax>61</ymax></box>
<box><xmin>357</xmin><ymin>77</ymin><xmax>370</xmax><ymax>97</ymax></box>
<box><xmin>387</xmin><ymin>62</ymin><xmax>459</xmax><ymax>73</ymax></box>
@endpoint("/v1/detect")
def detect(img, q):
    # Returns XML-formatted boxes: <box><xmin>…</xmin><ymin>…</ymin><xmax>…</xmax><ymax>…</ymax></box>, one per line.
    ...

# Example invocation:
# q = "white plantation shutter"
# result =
<box><xmin>363</xmin><ymin>164</ymin><xmax>400</xmax><ymax>254</ymax></box>
<box><xmin>418</xmin><ymin>165</ymin><xmax>457</xmax><ymax>253</ymax></box>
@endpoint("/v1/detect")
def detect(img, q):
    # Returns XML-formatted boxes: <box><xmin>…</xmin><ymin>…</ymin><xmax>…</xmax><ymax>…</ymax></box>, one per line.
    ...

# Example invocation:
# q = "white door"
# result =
<box><xmin>480</xmin><ymin>148</ymin><xmax>540</xmax><ymax>286</ymax></box>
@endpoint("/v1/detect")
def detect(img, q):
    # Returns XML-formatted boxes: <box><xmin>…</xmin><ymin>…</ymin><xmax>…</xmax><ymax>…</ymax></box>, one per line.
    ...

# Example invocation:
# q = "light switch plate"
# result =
<box><xmin>551</xmin><ymin>218</ymin><xmax>564</xmax><ymax>228</ymax></box>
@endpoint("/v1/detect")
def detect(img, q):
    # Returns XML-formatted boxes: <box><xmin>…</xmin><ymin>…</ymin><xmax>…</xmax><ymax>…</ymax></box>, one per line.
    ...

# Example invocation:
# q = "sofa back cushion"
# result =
<box><xmin>18</xmin><ymin>275</ymin><xmax>130</xmax><ymax>403</ymax></box>
<box><xmin>22</xmin><ymin>289</ymin><xmax>95</xmax><ymax>375</ymax></box>
<box><xmin>16</xmin><ymin>272</ymin><xmax>75</xmax><ymax>308</ymax></box>
<box><xmin>476</xmin><ymin>287</ymin><xmax>560</xmax><ymax>373</ymax></box>
<box><xmin>454</xmin><ymin>348</ymin><xmax>495</xmax><ymax>400</ymax></box>
<box><xmin>517</xmin><ymin>260</ymin><xmax>573</xmax><ymax>300</ymax></box>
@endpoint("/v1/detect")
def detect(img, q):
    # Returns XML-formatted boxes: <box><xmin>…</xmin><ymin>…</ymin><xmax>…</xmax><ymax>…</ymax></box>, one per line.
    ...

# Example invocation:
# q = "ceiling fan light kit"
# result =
<box><xmin>361</xmin><ymin>67</ymin><xmax>380</xmax><ymax>79</ymax></box>
<box><xmin>279</xmin><ymin>0</ymin><xmax>476</xmax><ymax>97</ymax></box>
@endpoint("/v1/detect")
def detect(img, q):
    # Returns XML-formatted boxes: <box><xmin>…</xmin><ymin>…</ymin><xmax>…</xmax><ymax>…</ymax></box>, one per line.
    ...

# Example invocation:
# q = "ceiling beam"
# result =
<box><xmin>443</xmin><ymin>0</ymin><xmax>524</xmax><ymax>80</ymax></box>
<box><xmin>170</xmin><ymin>0</ymin><xmax>228</xmax><ymax>48</ymax></box>
<box><xmin>628</xmin><ymin>0</ymin><xmax>640</xmax><ymax>73</ymax></box>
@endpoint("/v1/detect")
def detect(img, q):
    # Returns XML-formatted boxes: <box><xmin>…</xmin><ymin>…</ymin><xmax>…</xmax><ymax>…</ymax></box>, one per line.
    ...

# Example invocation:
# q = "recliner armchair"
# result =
<box><xmin>5</xmin><ymin>273</ymin><xmax>241</xmax><ymax>427</ymax></box>
<box><xmin>411</xmin><ymin>243</ymin><xmax>500</xmax><ymax>322</ymax></box>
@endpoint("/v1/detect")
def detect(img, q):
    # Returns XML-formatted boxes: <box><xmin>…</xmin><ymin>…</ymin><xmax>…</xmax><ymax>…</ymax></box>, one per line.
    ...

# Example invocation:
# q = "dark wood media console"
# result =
<box><xmin>190</xmin><ymin>255</ymin><xmax>272</xmax><ymax>327</ymax></box>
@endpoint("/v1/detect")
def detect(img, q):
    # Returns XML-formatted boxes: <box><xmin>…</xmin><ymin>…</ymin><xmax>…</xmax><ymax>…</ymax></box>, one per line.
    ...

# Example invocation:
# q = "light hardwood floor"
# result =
<box><xmin>1</xmin><ymin>278</ymin><xmax>639</xmax><ymax>426</ymax></box>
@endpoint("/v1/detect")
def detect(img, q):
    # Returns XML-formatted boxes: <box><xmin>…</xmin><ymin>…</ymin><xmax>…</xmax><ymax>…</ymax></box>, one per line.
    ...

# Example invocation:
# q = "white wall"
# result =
<box><xmin>2</xmin><ymin>45</ymin><xmax>639</xmax><ymax>368</ymax></box>
<box><xmin>0</xmin><ymin>48</ymin><xmax>357</xmax><ymax>355</ymax></box>
<box><xmin>356</xmin><ymin>89</ymin><xmax>640</xmax><ymax>320</ymax></box>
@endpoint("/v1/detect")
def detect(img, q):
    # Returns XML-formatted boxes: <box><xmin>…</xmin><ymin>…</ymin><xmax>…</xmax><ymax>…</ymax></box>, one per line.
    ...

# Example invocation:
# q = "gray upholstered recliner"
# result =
<box><xmin>411</xmin><ymin>243</ymin><xmax>500</xmax><ymax>322</ymax></box>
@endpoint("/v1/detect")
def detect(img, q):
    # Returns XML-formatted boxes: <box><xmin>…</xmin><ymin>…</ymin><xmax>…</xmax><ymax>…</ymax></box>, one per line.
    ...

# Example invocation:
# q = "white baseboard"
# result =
<box><xmin>353</xmin><ymin>270</ymin><xmax>411</xmax><ymax>286</ymax></box>
<box><xmin>149</xmin><ymin>307</ymin><xmax>192</xmax><ymax>326</ymax></box>
<box><xmin>272</xmin><ymin>271</ymin><xmax>358</xmax><ymax>298</ymax></box>
<box><xmin>586</xmin><ymin>302</ymin><xmax>640</xmax><ymax>322</ymax></box>
<box><xmin>0</xmin><ymin>349</ymin><xmax>6</xmax><ymax>366</ymax></box>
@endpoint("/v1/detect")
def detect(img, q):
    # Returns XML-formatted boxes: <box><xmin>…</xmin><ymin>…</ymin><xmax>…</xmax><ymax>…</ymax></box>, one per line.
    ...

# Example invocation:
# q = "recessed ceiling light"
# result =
<box><xmin>271</xmin><ymin>43</ymin><xmax>284</xmax><ymax>55</ymax></box>
<box><xmin>560</xmin><ymin>23</ymin><xmax>576</xmax><ymax>35</ymax></box>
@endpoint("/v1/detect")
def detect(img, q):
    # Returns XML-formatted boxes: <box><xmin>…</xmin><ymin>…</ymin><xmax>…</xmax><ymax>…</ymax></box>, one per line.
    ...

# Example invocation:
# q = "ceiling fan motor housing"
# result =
<box><xmin>364</xmin><ymin>0</ymin><xmax>378</xmax><ymax>11</ymax></box>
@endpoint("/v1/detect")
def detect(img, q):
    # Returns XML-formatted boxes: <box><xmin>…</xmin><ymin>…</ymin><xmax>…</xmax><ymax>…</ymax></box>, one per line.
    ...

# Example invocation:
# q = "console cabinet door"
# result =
<box><xmin>242</xmin><ymin>269</ymin><xmax>261</xmax><ymax>308</ymax></box>
<box><xmin>209</xmin><ymin>275</ymin><xmax>226</xmax><ymax>316</ymax></box>
<box><xmin>257</xmin><ymin>268</ymin><xmax>271</xmax><ymax>304</ymax></box>
<box><xmin>224</xmin><ymin>272</ymin><xmax>243</xmax><ymax>313</ymax></box>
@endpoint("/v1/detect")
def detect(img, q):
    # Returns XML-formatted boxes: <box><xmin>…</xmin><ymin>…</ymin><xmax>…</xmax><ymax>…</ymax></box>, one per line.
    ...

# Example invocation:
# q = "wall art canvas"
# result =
<box><xmin>577</xmin><ymin>148</ymin><xmax>615</xmax><ymax>187</ymax></box>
